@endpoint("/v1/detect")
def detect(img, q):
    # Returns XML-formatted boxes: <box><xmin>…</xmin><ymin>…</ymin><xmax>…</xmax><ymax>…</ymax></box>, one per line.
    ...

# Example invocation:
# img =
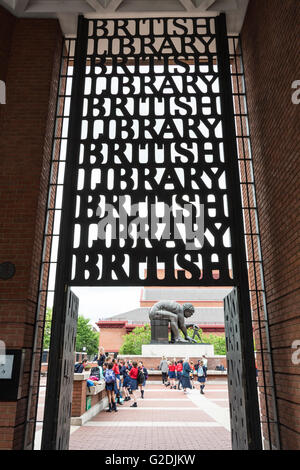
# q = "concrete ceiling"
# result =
<box><xmin>0</xmin><ymin>0</ymin><xmax>249</xmax><ymax>36</ymax></box>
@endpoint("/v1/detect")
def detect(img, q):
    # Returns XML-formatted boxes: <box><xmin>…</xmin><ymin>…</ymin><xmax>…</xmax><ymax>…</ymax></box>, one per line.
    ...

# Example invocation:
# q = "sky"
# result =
<box><xmin>67</xmin><ymin>286</ymin><xmax>141</xmax><ymax>329</ymax></box>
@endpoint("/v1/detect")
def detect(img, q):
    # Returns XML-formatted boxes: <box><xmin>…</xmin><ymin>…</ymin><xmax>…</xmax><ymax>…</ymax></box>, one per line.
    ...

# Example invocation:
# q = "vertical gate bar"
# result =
<box><xmin>230</xmin><ymin>35</ymin><xmax>272</xmax><ymax>445</ymax></box>
<box><xmin>237</xmin><ymin>36</ymin><xmax>281</xmax><ymax>450</ymax></box>
<box><xmin>23</xmin><ymin>37</ymin><xmax>66</xmax><ymax>450</ymax></box>
<box><xmin>215</xmin><ymin>13</ymin><xmax>262</xmax><ymax>449</ymax></box>
<box><xmin>41</xmin><ymin>16</ymin><xmax>88</xmax><ymax>450</ymax></box>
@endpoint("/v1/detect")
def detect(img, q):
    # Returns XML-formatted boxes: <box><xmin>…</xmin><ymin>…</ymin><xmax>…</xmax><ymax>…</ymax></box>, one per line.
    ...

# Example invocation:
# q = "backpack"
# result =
<box><xmin>90</xmin><ymin>366</ymin><xmax>101</xmax><ymax>380</ymax></box>
<box><xmin>137</xmin><ymin>369</ymin><xmax>145</xmax><ymax>384</ymax></box>
<box><xmin>105</xmin><ymin>369</ymin><xmax>115</xmax><ymax>384</ymax></box>
<box><xmin>74</xmin><ymin>363</ymin><xmax>81</xmax><ymax>373</ymax></box>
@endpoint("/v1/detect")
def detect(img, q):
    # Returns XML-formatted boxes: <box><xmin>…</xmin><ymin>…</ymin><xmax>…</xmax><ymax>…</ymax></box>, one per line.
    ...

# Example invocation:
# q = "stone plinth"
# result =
<box><xmin>142</xmin><ymin>343</ymin><xmax>214</xmax><ymax>357</ymax></box>
<box><xmin>150</xmin><ymin>318</ymin><xmax>169</xmax><ymax>343</ymax></box>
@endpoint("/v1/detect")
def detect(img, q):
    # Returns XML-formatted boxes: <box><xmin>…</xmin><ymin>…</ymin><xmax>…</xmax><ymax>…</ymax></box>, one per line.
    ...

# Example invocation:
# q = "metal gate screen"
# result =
<box><xmin>67</xmin><ymin>17</ymin><xmax>237</xmax><ymax>286</ymax></box>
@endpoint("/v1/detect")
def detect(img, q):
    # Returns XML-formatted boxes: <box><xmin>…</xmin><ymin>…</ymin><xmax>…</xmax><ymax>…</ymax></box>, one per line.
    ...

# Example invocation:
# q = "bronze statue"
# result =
<box><xmin>149</xmin><ymin>301</ymin><xmax>197</xmax><ymax>344</ymax></box>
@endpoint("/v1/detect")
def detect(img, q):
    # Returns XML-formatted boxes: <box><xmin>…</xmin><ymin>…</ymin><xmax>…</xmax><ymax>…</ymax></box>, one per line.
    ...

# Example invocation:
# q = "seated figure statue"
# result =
<box><xmin>149</xmin><ymin>300</ymin><xmax>196</xmax><ymax>343</ymax></box>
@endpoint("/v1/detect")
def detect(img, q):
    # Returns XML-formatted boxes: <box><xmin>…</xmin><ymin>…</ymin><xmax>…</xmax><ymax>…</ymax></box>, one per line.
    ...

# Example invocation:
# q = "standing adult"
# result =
<box><xmin>181</xmin><ymin>358</ymin><xmax>192</xmax><ymax>394</ymax></box>
<box><xmin>159</xmin><ymin>356</ymin><xmax>169</xmax><ymax>385</ymax></box>
<box><xmin>95</xmin><ymin>346</ymin><xmax>106</xmax><ymax>367</ymax></box>
<box><xmin>202</xmin><ymin>355</ymin><xmax>208</xmax><ymax>368</ymax></box>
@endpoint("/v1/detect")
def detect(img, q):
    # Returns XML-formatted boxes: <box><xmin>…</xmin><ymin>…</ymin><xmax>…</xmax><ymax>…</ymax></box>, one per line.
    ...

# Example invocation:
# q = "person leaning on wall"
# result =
<box><xmin>94</xmin><ymin>346</ymin><xmax>106</xmax><ymax>367</ymax></box>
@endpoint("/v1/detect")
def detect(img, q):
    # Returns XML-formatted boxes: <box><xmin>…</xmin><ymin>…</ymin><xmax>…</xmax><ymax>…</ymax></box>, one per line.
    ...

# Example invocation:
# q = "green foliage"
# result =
<box><xmin>119</xmin><ymin>324</ymin><xmax>151</xmax><ymax>355</ymax></box>
<box><xmin>119</xmin><ymin>324</ymin><xmax>226</xmax><ymax>356</ymax></box>
<box><xmin>43</xmin><ymin>309</ymin><xmax>99</xmax><ymax>356</ymax></box>
<box><xmin>203</xmin><ymin>334</ymin><xmax>226</xmax><ymax>355</ymax></box>
<box><xmin>186</xmin><ymin>327</ymin><xmax>227</xmax><ymax>355</ymax></box>
<box><xmin>43</xmin><ymin>308</ymin><xmax>52</xmax><ymax>350</ymax></box>
<box><xmin>75</xmin><ymin>315</ymin><xmax>99</xmax><ymax>356</ymax></box>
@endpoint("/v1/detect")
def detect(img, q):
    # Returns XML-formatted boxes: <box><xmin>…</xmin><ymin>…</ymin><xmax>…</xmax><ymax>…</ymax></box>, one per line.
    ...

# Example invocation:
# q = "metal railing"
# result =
<box><xmin>228</xmin><ymin>35</ymin><xmax>281</xmax><ymax>450</ymax></box>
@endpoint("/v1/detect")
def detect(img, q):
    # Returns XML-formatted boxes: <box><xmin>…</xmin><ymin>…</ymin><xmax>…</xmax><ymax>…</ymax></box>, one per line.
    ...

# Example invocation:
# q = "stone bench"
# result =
<box><xmin>71</xmin><ymin>372</ymin><xmax>108</xmax><ymax>426</ymax></box>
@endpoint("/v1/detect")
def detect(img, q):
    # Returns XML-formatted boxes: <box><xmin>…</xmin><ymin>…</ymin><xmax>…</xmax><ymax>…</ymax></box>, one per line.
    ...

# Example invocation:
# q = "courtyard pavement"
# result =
<box><xmin>68</xmin><ymin>381</ymin><xmax>231</xmax><ymax>450</ymax></box>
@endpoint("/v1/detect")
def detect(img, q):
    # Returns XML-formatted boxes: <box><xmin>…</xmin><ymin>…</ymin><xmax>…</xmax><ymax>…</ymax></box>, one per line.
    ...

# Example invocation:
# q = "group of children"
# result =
<box><xmin>160</xmin><ymin>356</ymin><xmax>208</xmax><ymax>394</ymax></box>
<box><xmin>102</xmin><ymin>357</ymin><xmax>148</xmax><ymax>412</ymax></box>
<box><xmin>76</xmin><ymin>351</ymin><xmax>209</xmax><ymax>414</ymax></box>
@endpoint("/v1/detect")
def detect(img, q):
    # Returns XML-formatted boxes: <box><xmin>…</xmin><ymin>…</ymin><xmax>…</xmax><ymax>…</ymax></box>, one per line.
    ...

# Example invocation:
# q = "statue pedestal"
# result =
<box><xmin>150</xmin><ymin>318</ymin><xmax>169</xmax><ymax>344</ymax></box>
<box><xmin>141</xmin><ymin>343</ymin><xmax>214</xmax><ymax>358</ymax></box>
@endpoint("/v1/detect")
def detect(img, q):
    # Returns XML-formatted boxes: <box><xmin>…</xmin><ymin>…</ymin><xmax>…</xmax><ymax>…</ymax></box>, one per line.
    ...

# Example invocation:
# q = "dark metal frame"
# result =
<box><xmin>216</xmin><ymin>15</ymin><xmax>261</xmax><ymax>449</ymax></box>
<box><xmin>63</xmin><ymin>15</ymin><xmax>240</xmax><ymax>288</ymax></box>
<box><xmin>36</xmin><ymin>13</ymin><xmax>267</xmax><ymax>450</ymax></box>
<box><xmin>228</xmin><ymin>35</ymin><xmax>281</xmax><ymax>450</ymax></box>
<box><xmin>23</xmin><ymin>37</ymin><xmax>77</xmax><ymax>449</ymax></box>
<box><xmin>41</xmin><ymin>19</ymin><xmax>88</xmax><ymax>449</ymax></box>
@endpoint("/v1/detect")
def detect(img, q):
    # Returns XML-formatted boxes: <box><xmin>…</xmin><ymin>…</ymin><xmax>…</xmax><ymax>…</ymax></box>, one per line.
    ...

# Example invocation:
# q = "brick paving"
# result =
<box><xmin>69</xmin><ymin>382</ymin><xmax>231</xmax><ymax>450</ymax></box>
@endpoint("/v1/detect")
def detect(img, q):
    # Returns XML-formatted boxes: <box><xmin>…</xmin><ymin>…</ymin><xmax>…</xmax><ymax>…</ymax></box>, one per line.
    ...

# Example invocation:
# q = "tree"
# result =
<box><xmin>119</xmin><ymin>324</ymin><xmax>151</xmax><ymax>355</ymax></box>
<box><xmin>75</xmin><ymin>316</ymin><xmax>99</xmax><ymax>356</ymax></box>
<box><xmin>43</xmin><ymin>307</ymin><xmax>52</xmax><ymax>350</ymax></box>
<box><xmin>119</xmin><ymin>324</ymin><xmax>226</xmax><ymax>356</ymax></box>
<box><xmin>43</xmin><ymin>309</ymin><xmax>99</xmax><ymax>356</ymax></box>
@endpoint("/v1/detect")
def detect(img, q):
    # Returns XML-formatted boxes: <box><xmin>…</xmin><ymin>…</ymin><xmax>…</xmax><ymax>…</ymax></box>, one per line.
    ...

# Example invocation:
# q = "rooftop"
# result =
<box><xmin>99</xmin><ymin>306</ymin><xmax>224</xmax><ymax>324</ymax></box>
<box><xmin>141</xmin><ymin>287</ymin><xmax>232</xmax><ymax>302</ymax></box>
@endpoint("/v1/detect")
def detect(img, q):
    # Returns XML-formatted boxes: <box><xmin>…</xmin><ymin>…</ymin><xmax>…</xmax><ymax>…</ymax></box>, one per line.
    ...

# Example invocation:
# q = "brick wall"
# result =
<box><xmin>117</xmin><ymin>355</ymin><xmax>227</xmax><ymax>370</ymax></box>
<box><xmin>241</xmin><ymin>0</ymin><xmax>300</xmax><ymax>450</ymax></box>
<box><xmin>71</xmin><ymin>381</ymin><xmax>87</xmax><ymax>418</ymax></box>
<box><xmin>100</xmin><ymin>326</ymin><xmax>128</xmax><ymax>352</ymax></box>
<box><xmin>0</xmin><ymin>7</ymin><xmax>62</xmax><ymax>449</ymax></box>
<box><xmin>0</xmin><ymin>8</ymin><xmax>14</xmax><ymax>124</ymax></box>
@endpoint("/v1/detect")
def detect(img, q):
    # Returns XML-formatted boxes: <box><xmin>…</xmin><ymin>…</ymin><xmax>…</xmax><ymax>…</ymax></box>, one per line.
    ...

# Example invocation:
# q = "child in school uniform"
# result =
<box><xmin>176</xmin><ymin>360</ymin><xmax>183</xmax><ymax>390</ymax></box>
<box><xmin>168</xmin><ymin>360</ymin><xmax>176</xmax><ymax>389</ymax></box>
<box><xmin>129</xmin><ymin>361</ymin><xmax>139</xmax><ymax>407</ymax></box>
<box><xmin>196</xmin><ymin>360</ymin><xmax>207</xmax><ymax>394</ymax></box>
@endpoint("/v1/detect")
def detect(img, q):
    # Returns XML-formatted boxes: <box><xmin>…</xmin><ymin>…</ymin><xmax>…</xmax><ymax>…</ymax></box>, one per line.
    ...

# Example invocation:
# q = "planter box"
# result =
<box><xmin>86</xmin><ymin>382</ymin><xmax>106</xmax><ymax>396</ymax></box>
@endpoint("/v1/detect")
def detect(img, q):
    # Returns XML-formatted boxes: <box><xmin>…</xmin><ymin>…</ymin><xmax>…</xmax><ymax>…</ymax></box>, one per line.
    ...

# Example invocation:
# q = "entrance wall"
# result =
<box><xmin>241</xmin><ymin>0</ymin><xmax>300</xmax><ymax>450</ymax></box>
<box><xmin>0</xmin><ymin>6</ymin><xmax>62</xmax><ymax>449</ymax></box>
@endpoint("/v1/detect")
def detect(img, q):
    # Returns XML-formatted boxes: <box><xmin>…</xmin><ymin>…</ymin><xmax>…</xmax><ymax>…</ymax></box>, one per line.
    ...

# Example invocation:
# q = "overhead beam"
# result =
<box><xmin>85</xmin><ymin>0</ymin><xmax>103</xmax><ymax>11</ymax></box>
<box><xmin>178</xmin><ymin>0</ymin><xmax>195</xmax><ymax>12</ymax></box>
<box><xmin>105</xmin><ymin>0</ymin><xmax>123</xmax><ymax>12</ymax></box>
<box><xmin>57</xmin><ymin>13</ymin><xmax>78</xmax><ymax>36</ymax></box>
<box><xmin>193</xmin><ymin>0</ymin><xmax>216</xmax><ymax>10</ymax></box>
<box><xmin>25</xmin><ymin>1</ymin><xmax>93</xmax><ymax>13</ymax></box>
<box><xmin>14</xmin><ymin>0</ymin><xmax>30</xmax><ymax>14</ymax></box>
